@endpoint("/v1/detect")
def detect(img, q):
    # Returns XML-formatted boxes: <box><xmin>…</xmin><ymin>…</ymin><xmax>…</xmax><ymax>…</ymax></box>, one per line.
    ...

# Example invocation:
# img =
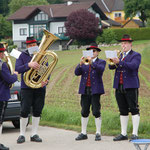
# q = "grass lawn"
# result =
<box><xmin>11</xmin><ymin>40</ymin><xmax>150</xmax><ymax>138</ymax></box>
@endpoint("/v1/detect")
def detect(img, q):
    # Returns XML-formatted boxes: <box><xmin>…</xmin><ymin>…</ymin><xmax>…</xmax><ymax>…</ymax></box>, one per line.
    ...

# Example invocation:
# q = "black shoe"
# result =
<box><xmin>0</xmin><ymin>144</ymin><xmax>9</xmax><ymax>150</ymax></box>
<box><xmin>113</xmin><ymin>134</ymin><xmax>128</xmax><ymax>141</ymax></box>
<box><xmin>17</xmin><ymin>135</ymin><xmax>25</xmax><ymax>144</ymax></box>
<box><xmin>130</xmin><ymin>134</ymin><xmax>138</xmax><ymax>141</ymax></box>
<box><xmin>95</xmin><ymin>133</ymin><xmax>101</xmax><ymax>141</ymax></box>
<box><xmin>75</xmin><ymin>133</ymin><xmax>88</xmax><ymax>141</ymax></box>
<box><xmin>30</xmin><ymin>134</ymin><xmax>42</xmax><ymax>142</ymax></box>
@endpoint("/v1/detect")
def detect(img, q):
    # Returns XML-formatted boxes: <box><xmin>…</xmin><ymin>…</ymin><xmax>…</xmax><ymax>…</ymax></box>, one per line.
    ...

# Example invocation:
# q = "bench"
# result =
<box><xmin>131</xmin><ymin>139</ymin><xmax>150</xmax><ymax>150</ymax></box>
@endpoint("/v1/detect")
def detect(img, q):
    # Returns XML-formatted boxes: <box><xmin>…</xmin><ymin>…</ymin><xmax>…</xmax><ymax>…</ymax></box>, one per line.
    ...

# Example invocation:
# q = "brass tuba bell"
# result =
<box><xmin>24</xmin><ymin>29</ymin><xmax>60</xmax><ymax>88</ymax></box>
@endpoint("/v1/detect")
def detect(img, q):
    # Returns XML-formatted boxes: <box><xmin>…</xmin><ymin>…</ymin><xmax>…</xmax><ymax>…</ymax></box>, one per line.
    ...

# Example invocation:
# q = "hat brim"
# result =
<box><xmin>86</xmin><ymin>47</ymin><xmax>101</xmax><ymax>51</ymax></box>
<box><xmin>118</xmin><ymin>39</ymin><xmax>133</xmax><ymax>42</ymax></box>
<box><xmin>0</xmin><ymin>48</ymin><xmax>6</xmax><ymax>52</ymax></box>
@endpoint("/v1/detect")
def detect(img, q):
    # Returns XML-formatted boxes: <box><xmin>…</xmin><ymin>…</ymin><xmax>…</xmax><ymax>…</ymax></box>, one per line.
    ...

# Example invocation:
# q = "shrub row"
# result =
<box><xmin>96</xmin><ymin>28</ymin><xmax>150</xmax><ymax>44</ymax></box>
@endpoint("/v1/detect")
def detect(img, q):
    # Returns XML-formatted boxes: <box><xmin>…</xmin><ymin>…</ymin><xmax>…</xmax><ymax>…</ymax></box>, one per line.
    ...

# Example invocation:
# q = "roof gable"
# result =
<box><xmin>122</xmin><ymin>19</ymin><xmax>144</xmax><ymax>27</ymax></box>
<box><xmin>63</xmin><ymin>0</ymin><xmax>124</xmax><ymax>12</ymax></box>
<box><xmin>8</xmin><ymin>2</ymin><xmax>107</xmax><ymax>20</ymax></box>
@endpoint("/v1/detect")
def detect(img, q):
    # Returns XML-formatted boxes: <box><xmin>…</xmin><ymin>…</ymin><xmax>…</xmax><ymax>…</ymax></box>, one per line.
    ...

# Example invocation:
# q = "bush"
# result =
<box><xmin>96</xmin><ymin>29</ymin><xmax>117</xmax><ymax>44</ymax></box>
<box><xmin>1</xmin><ymin>39</ymin><xmax>13</xmax><ymax>46</ymax></box>
<box><xmin>96</xmin><ymin>28</ymin><xmax>150</xmax><ymax>44</ymax></box>
<box><xmin>111</xmin><ymin>28</ymin><xmax>150</xmax><ymax>41</ymax></box>
<box><xmin>7</xmin><ymin>45</ymin><xmax>17</xmax><ymax>53</ymax></box>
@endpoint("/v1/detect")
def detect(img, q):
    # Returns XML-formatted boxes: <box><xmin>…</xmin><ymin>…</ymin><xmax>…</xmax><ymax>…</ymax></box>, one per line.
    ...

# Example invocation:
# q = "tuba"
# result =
<box><xmin>0</xmin><ymin>42</ymin><xmax>14</xmax><ymax>88</ymax></box>
<box><xmin>24</xmin><ymin>29</ymin><xmax>59</xmax><ymax>88</ymax></box>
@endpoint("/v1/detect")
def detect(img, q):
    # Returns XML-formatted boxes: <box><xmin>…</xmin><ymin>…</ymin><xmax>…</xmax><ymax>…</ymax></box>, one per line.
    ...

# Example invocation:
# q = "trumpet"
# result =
<box><xmin>107</xmin><ymin>50</ymin><xmax>122</xmax><ymax>66</ymax></box>
<box><xmin>82</xmin><ymin>57</ymin><xmax>92</xmax><ymax>65</ymax></box>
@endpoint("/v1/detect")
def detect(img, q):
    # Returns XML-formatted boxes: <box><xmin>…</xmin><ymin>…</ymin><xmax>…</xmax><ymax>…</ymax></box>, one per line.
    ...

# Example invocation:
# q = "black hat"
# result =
<box><xmin>0</xmin><ymin>43</ymin><xmax>6</xmax><ymax>52</ymax></box>
<box><xmin>118</xmin><ymin>34</ymin><xmax>133</xmax><ymax>42</ymax></box>
<box><xmin>26</xmin><ymin>36</ymin><xmax>37</xmax><ymax>44</ymax></box>
<box><xmin>86</xmin><ymin>43</ymin><xmax>101</xmax><ymax>51</ymax></box>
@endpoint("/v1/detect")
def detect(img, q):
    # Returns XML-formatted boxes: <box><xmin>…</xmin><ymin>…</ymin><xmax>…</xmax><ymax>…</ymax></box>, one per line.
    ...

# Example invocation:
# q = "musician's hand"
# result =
<box><xmin>111</xmin><ymin>58</ymin><xmax>120</xmax><ymax>64</ymax></box>
<box><xmin>86</xmin><ymin>56</ymin><xmax>92</xmax><ymax>62</ymax></box>
<box><xmin>28</xmin><ymin>62</ymin><xmax>40</xmax><ymax>70</ymax></box>
<box><xmin>14</xmin><ymin>71</ymin><xmax>18</xmax><ymax>76</ymax></box>
<box><xmin>41</xmin><ymin>80</ymin><xmax>48</xmax><ymax>87</ymax></box>
<box><xmin>80</xmin><ymin>57</ymin><xmax>84</xmax><ymax>66</ymax></box>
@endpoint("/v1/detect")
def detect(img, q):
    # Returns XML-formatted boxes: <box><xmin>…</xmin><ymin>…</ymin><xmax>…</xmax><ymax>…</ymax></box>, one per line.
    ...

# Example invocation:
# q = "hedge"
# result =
<box><xmin>96</xmin><ymin>27</ymin><xmax>150</xmax><ymax>44</ymax></box>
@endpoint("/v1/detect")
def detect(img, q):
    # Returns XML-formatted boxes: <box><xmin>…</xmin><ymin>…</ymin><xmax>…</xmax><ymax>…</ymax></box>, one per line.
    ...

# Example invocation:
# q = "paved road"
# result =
<box><xmin>0</xmin><ymin>122</ymin><xmax>143</xmax><ymax>150</ymax></box>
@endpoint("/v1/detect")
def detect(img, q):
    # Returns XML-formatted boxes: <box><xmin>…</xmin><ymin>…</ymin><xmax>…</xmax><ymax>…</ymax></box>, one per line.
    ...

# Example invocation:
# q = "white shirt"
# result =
<box><xmin>92</xmin><ymin>57</ymin><xmax>97</xmax><ymax>62</ymax></box>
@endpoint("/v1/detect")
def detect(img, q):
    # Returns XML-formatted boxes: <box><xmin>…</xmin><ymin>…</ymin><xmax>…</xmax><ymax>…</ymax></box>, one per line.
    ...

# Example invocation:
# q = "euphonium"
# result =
<box><xmin>0</xmin><ymin>42</ymin><xmax>14</xmax><ymax>88</ymax></box>
<box><xmin>24</xmin><ymin>29</ymin><xmax>60</xmax><ymax>88</ymax></box>
<box><xmin>107</xmin><ymin>50</ymin><xmax>122</xmax><ymax>65</ymax></box>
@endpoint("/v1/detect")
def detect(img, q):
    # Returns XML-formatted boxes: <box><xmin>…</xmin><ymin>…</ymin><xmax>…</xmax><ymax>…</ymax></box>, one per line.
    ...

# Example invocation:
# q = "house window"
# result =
<box><xmin>29</xmin><ymin>24</ymin><xmax>47</xmax><ymax>40</ymax></box>
<box><xmin>58</xmin><ymin>27</ymin><xmax>66</xmax><ymax>34</ymax></box>
<box><xmin>34</xmin><ymin>11</ymin><xmax>48</xmax><ymax>21</ymax></box>
<box><xmin>114</xmin><ymin>12</ymin><xmax>122</xmax><ymax>18</ymax></box>
<box><xmin>21</xmin><ymin>42</ymin><xmax>26</xmax><ymax>49</ymax></box>
<box><xmin>20</xmin><ymin>28</ymin><xmax>27</xmax><ymax>36</ymax></box>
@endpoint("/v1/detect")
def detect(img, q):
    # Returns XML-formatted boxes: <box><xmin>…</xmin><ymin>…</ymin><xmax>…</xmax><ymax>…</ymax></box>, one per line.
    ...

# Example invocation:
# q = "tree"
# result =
<box><xmin>9</xmin><ymin>0</ymin><xmax>48</xmax><ymax>14</ymax></box>
<box><xmin>0</xmin><ymin>14</ymin><xmax>12</xmax><ymax>40</ymax></box>
<box><xmin>123</xmin><ymin>0</ymin><xmax>150</xmax><ymax>25</ymax></box>
<box><xmin>0</xmin><ymin>0</ymin><xmax>10</xmax><ymax>16</ymax></box>
<box><xmin>65</xmin><ymin>9</ymin><xmax>99</xmax><ymax>45</ymax></box>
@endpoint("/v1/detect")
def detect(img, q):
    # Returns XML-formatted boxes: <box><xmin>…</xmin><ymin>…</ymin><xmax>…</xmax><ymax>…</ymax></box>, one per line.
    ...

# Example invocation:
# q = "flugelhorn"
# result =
<box><xmin>107</xmin><ymin>50</ymin><xmax>122</xmax><ymax>66</ymax></box>
<box><xmin>82</xmin><ymin>57</ymin><xmax>92</xmax><ymax>65</ymax></box>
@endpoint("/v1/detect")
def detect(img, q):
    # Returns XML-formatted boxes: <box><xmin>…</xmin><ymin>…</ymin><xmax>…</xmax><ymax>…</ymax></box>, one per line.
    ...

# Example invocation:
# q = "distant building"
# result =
<box><xmin>122</xmin><ymin>19</ymin><xmax>144</xmax><ymax>28</ymax></box>
<box><xmin>64</xmin><ymin>0</ymin><xmax>140</xmax><ymax>25</ymax></box>
<box><xmin>8</xmin><ymin>2</ymin><xmax>107</xmax><ymax>50</ymax></box>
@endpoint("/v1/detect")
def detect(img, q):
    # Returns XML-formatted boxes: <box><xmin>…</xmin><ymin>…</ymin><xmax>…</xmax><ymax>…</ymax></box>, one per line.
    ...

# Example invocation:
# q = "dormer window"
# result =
<box><xmin>34</xmin><ymin>11</ymin><xmax>48</xmax><ymax>21</ymax></box>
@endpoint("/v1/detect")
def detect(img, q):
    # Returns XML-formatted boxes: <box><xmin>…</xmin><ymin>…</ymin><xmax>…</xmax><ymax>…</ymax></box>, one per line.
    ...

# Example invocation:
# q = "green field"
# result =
<box><xmin>12</xmin><ymin>40</ymin><xmax>150</xmax><ymax>138</ymax></box>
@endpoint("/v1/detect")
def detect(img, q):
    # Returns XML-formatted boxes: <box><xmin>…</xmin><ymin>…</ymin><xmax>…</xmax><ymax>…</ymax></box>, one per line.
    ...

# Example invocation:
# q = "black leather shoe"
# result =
<box><xmin>95</xmin><ymin>133</ymin><xmax>101</xmax><ymax>141</ymax></box>
<box><xmin>113</xmin><ymin>134</ymin><xmax>128</xmax><ymax>141</ymax></box>
<box><xmin>17</xmin><ymin>135</ymin><xmax>25</xmax><ymax>144</ymax></box>
<box><xmin>130</xmin><ymin>134</ymin><xmax>138</xmax><ymax>141</ymax></box>
<box><xmin>0</xmin><ymin>144</ymin><xmax>9</xmax><ymax>150</ymax></box>
<box><xmin>75</xmin><ymin>133</ymin><xmax>88</xmax><ymax>141</ymax></box>
<box><xmin>30</xmin><ymin>134</ymin><xmax>42</xmax><ymax>142</ymax></box>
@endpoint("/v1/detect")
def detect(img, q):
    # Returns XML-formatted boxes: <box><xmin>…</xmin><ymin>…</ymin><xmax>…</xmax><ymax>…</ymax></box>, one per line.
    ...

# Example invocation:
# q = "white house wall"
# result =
<box><xmin>13</xmin><ymin>22</ymin><xmax>29</xmax><ymax>41</ymax></box>
<box><xmin>49</xmin><ymin>22</ymin><xmax>65</xmax><ymax>34</ymax></box>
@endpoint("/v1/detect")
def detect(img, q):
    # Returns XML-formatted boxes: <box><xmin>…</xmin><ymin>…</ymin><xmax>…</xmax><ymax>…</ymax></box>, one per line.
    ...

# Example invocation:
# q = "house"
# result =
<box><xmin>122</xmin><ymin>19</ymin><xmax>144</xmax><ymax>28</ymax></box>
<box><xmin>8</xmin><ymin>1</ymin><xmax>107</xmax><ymax>50</ymax></box>
<box><xmin>64</xmin><ymin>0</ymin><xmax>140</xmax><ymax>25</ymax></box>
<box><xmin>102</xmin><ymin>18</ymin><xmax>121</xmax><ymax>28</ymax></box>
